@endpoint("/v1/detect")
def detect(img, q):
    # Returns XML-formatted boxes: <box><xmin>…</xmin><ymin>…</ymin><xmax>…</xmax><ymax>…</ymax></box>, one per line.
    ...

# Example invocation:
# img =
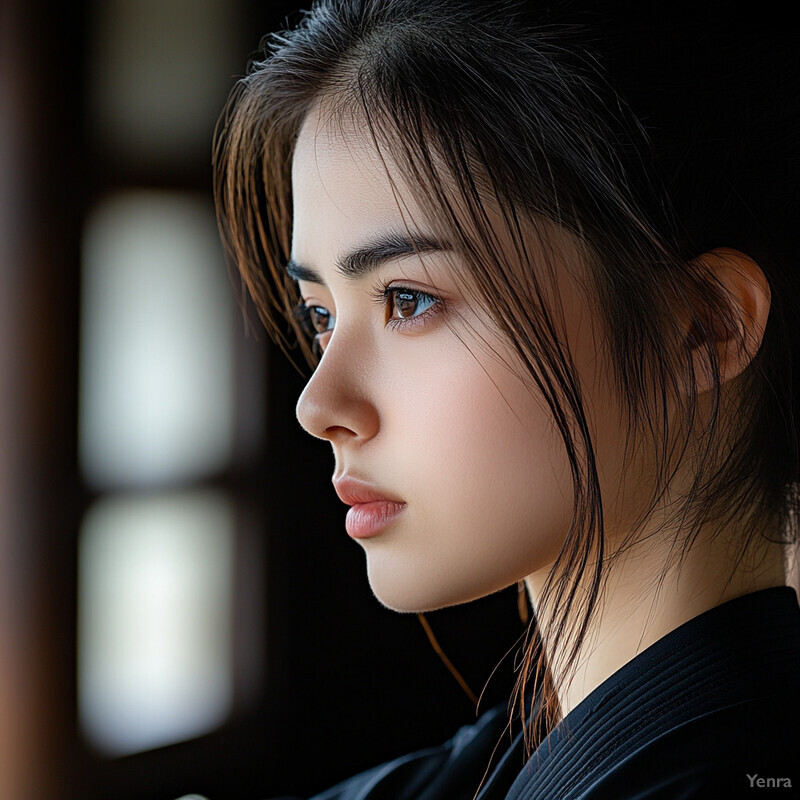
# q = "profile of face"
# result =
<box><xmin>291</xmin><ymin>104</ymin><xmax>629</xmax><ymax>612</ymax></box>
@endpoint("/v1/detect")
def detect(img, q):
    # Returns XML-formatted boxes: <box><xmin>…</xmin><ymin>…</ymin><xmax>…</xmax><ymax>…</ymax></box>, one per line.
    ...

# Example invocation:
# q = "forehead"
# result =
<box><xmin>293</xmin><ymin>102</ymin><xmax>385</xmax><ymax>185</ymax></box>
<box><xmin>291</xmin><ymin>104</ymin><xmax>418</xmax><ymax>262</ymax></box>
<box><xmin>290</xmin><ymin>102</ymin><xmax>589</xmax><ymax>297</ymax></box>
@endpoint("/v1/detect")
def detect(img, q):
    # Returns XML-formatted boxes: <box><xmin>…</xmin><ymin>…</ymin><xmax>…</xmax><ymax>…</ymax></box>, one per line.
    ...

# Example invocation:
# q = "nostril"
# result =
<box><xmin>296</xmin><ymin>386</ymin><xmax>379</xmax><ymax>444</ymax></box>
<box><xmin>323</xmin><ymin>424</ymin><xmax>359</xmax><ymax>440</ymax></box>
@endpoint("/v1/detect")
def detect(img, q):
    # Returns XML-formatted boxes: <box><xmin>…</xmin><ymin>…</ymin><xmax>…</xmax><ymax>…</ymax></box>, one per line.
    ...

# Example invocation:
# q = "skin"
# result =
<box><xmin>291</xmin><ymin>103</ymin><xmax>787</xmax><ymax>717</ymax></box>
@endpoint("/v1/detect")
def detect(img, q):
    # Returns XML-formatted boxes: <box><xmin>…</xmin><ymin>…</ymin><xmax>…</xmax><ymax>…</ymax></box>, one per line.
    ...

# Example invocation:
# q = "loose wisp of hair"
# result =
<box><xmin>214</xmin><ymin>0</ymin><xmax>800</xmax><ymax>751</ymax></box>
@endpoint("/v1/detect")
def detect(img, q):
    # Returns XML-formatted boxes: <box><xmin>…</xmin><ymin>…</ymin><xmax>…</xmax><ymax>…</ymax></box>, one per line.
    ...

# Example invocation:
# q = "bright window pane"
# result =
<box><xmin>78</xmin><ymin>490</ymin><xmax>234</xmax><ymax>756</ymax></box>
<box><xmin>80</xmin><ymin>191</ymin><xmax>234</xmax><ymax>488</ymax></box>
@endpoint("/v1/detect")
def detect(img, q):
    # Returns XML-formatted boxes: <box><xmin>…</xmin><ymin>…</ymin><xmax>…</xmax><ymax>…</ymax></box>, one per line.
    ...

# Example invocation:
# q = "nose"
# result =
<box><xmin>295</xmin><ymin>333</ymin><xmax>380</xmax><ymax>444</ymax></box>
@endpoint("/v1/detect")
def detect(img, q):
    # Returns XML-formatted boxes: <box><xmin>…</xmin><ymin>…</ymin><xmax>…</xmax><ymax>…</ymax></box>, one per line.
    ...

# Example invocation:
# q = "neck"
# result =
<box><xmin>524</xmin><ymin>519</ymin><xmax>787</xmax><ymax>719</ymax></box>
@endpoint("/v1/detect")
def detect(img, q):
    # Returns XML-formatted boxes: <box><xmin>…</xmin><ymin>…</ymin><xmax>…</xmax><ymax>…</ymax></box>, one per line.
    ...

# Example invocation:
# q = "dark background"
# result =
<box><xmin>0</xmin><ymin>1</ymin><xmax>523</xmax><ymax>797</ymax></box>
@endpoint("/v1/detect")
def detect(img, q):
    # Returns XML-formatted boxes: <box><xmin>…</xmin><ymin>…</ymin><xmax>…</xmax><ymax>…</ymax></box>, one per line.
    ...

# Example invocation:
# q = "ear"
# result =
<box><xmin>683</xmin><ymin>248</ymin><xmax>771</xmax><ymax>394</ymax></box>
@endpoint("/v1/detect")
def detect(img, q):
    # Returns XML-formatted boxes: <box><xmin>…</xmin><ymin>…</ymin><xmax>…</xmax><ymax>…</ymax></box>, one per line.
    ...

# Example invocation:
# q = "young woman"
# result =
<box><xmin>214</xmin><ymin>3</ymin><xmax>800</xmax><ymax>797</ymax></box>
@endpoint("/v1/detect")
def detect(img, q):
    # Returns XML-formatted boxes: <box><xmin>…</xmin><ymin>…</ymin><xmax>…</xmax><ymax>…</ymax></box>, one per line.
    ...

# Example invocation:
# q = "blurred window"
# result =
<box><xmin>77</xmin><ymin>0</ymin><xmax>261</xmax><ymax>760</ymax></box>
<box><xmin>79</xmin><ymin>490</ymin><xmax>234</xmax><ymax>755</ymax></box>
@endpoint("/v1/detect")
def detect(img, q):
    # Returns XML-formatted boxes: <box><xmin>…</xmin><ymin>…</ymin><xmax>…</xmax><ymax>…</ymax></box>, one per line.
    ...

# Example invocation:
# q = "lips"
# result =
<box><xmin>333</xmin><ymin>476</ymin><xmax>406</xmax><ymax>538</ymax></box>
<box><xmin>333</xmin><ymin>476</ymin><xmax>402</xmax><ymax>505</ymax></box>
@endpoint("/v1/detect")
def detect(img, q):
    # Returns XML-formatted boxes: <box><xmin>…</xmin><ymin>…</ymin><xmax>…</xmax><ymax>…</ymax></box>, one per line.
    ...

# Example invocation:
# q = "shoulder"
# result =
<box><xmin>305</xmin><ymin>703</ymin><xmax>511</xmax><ymax>800</ymax></box>
<box><xmin>576</xmin><ymin>690</ymin><xmax>800</xmax><ymax>799</ymax></box>
<box><xmin>507</xmin><ymin>588</ymin><xmax>800</xmax><ymax>799</ymax></box>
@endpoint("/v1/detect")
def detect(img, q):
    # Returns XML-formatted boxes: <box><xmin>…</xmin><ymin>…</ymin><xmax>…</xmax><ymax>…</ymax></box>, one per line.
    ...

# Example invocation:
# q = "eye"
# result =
<box><xmin>307</xmin><ymin>305</ymin><xmax>334</xmax><ymax>334</ymax></box>
<box><xmin>294</xmin><ymin>300</ymin><xmax>335</xmax><ymax>353</ymax></box>
<box><xmin>370</xmin><ymin>284</ymin><xmax>443</xmax><ymax>332</ymax></box>
<box><xmin>389</xmin><ymin>288</ymin><xmax>439</xmax><ymax>320</ymax></box>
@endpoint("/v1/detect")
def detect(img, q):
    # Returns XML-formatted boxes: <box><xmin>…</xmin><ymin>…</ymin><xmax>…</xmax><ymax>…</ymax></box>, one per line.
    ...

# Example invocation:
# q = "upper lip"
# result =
<box><xmin>333</xmin><ymin>475</ymin><xmax>404</xmax><ymax>507</ymax></box>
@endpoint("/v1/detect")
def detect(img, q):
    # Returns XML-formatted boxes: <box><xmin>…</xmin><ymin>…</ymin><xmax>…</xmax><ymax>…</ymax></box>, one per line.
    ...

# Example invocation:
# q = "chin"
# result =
<box><xmin>371</xmin><ymin>588</ymin><xmax>461</xmax><ymax>614</ymax></box>
<box><xmin>366</xmin><ymin>563</ymin><xmax>450</xmax><ymax>613</ymax></box>
<box><xmin>365</xmin><ymin>557</ymin><xmax>501</xmax><ymax>614</ymax></box>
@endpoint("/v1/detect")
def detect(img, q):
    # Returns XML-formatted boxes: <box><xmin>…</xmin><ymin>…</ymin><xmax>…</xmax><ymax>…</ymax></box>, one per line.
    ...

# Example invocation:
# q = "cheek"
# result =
<box><xmin>370</xmin><ymin>335</ymin><xmax>573</xmax><ymax>608</ymax></box>
<box><xmin>439</xmin><ymin>364</ymin><xmax>572</xmax><ymax>559</ymax></box>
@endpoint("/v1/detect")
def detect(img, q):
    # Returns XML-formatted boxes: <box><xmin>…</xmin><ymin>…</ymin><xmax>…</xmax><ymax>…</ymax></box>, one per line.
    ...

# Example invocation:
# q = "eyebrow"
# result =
<box><xmin>285</xmin><ymin>231</ymin><xmax>445</xmax><ymax>284</ymax></box>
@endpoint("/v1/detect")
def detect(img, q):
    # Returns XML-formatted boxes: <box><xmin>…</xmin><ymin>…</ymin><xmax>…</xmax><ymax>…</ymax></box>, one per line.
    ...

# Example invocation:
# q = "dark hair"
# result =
<box><xmin>214</xmin><ymin>1</ymin><xmax>800</xmax><ymax>748</ymax></box>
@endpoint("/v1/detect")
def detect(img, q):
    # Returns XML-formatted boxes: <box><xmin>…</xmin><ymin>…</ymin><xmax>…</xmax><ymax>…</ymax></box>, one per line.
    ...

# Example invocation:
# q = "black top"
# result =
<box><xmin>286</xmin><ymin>587</ymin><xmax>800</xmax><ymax>799</ymax></box>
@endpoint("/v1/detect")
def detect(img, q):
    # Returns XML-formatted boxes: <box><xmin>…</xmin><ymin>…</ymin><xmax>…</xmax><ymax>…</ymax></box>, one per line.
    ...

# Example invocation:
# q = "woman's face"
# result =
<box><xmin>291</xmin><ymin>106</ymin><xmax>625</xmax><ymax>612</ymax></box>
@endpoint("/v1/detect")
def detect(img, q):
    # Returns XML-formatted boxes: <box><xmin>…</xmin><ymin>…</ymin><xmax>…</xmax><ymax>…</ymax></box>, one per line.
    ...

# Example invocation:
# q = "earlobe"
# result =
<box><xmin>683</xmin><ymin>248</ymin><xmax>771</xmax><ymax>394</ymax></box>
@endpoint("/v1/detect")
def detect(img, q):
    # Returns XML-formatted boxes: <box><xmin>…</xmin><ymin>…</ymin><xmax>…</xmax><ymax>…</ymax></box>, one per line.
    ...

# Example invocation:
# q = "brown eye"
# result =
<box><xmin>294</xmin><ymin>301</ymin><xmax>335</xmax><ymax>341</ymax></box>
<box><xmin>308</xmin><ymin>305</ymin><xmax>334</xmax><ymax>333</ymax></box>
<box><xmin>389</xmin><ymin>288</ymin><xmax>437</xmax><ymax>320</ymax></box>
<box><xmin>393</xmin><ymin>290</ymin><xmax>418</xmax><ymax>318</ymax></box>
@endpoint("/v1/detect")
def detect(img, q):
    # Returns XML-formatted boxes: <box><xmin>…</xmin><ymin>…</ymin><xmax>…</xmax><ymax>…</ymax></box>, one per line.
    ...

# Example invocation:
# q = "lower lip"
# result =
<box><xmin>345</xmin><ymin>501</ymin><xmax>406</xmax><ymax>539</ymax></box>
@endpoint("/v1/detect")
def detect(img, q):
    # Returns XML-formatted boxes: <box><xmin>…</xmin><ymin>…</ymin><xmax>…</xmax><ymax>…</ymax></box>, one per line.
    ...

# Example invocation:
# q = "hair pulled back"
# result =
<box><xmin>214</xmin><ymin>0</ymin><xmax>800</xmax><ymax>746</ymax></box>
